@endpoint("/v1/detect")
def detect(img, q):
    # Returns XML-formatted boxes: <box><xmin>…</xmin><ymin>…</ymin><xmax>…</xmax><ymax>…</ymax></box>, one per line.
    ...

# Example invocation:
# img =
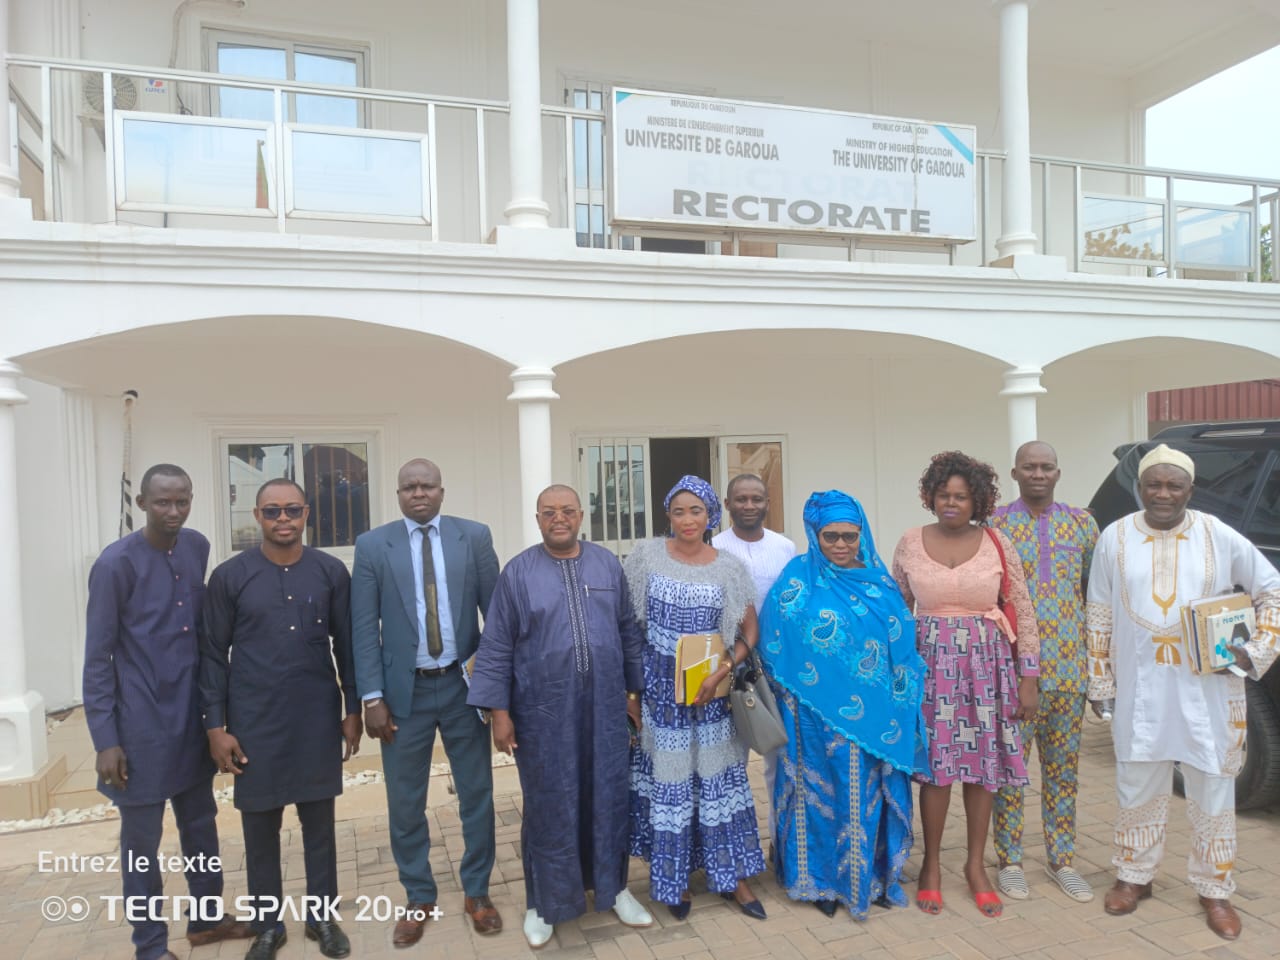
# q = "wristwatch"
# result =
<box><xmin>626</xmin><ymin>691</ymin><xmax>641</xmax><ymax>702</ymax></box>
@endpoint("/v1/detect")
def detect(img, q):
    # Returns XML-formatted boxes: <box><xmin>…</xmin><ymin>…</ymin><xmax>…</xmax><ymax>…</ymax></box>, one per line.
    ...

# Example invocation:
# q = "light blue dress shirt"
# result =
<box><xmin>406</xmin><ymin>515</ymin><xmax>457</xmax><ymax>669</ymax></box>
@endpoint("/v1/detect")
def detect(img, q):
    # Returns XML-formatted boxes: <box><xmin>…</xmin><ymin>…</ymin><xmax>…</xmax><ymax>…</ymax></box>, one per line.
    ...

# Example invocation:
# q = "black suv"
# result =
<box><xmin>1089</xmin><ymin>420</ymin><xmax>1280</xmax><ymax>810</ymax></box>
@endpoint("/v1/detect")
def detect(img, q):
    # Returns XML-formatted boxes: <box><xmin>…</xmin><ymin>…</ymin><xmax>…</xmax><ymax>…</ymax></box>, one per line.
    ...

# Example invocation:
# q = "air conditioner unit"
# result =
<box><xmin>80</xmin><ymin>74</ymin><xmax>176</xmax><ymax>142</ymax></box>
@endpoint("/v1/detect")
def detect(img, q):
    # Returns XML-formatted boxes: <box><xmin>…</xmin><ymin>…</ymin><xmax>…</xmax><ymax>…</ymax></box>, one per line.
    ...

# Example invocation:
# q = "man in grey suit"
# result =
<box><xmin>352</xmin><ymin>458</ymin><xmax>502</xmax><ymax>945</ymax></box>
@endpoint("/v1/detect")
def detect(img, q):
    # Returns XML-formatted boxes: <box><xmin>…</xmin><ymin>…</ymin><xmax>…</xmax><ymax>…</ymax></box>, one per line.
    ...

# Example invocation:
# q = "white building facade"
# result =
<box><xmin>1</xmin><ymin>0</ymin><xmax>1279</xmax><ymax>806</ymax></box>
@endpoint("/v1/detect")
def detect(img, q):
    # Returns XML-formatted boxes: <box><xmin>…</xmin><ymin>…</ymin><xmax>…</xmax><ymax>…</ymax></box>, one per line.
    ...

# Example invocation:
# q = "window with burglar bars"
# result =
<box><xmin>221</xmin><ymin>435</ymin><xmax>374</xmax><ymax>557</ymax></box>
<box><xmin>578</xmin><ymin>437</ymin><xmax>650</xmax><ymax>556</ymax></box>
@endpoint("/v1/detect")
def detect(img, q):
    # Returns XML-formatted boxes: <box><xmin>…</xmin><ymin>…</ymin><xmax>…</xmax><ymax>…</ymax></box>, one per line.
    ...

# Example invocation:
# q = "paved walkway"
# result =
<box><xmin>1</xmin><ymin>719</ymin><xmax>1277</xmax><ymax>960</ymax></box>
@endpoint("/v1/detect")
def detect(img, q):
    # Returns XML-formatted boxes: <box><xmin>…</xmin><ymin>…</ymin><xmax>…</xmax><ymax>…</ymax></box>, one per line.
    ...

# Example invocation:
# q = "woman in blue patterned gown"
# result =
<box><xmin>759</xmin><ymin>490</ymin><xmax>927</xmax><ymax>918</ymax></box>
<box><xmin>625</xmin><ymin>475</ymin><xmax>767</xmax><ymax>921</ymax></box>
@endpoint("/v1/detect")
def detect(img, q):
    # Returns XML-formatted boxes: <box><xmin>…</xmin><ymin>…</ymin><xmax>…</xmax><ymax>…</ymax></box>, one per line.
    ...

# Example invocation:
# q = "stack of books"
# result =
<box><xmin>1180</xmin><ymin>592</ymin><xmax>1254</xmax><ymax>676</ymax></box>
<box><xmin>674</xmin><ymin>633</ymin><xmax>730</xmax><ymax>705</ymax></box>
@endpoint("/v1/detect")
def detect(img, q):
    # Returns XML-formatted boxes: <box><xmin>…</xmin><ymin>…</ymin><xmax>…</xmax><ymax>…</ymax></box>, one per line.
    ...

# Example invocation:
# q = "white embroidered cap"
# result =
<box><xmin>1137</xmin><ymin>443</ymin><xmax>1195</xmax><ymax>480</ymax></box>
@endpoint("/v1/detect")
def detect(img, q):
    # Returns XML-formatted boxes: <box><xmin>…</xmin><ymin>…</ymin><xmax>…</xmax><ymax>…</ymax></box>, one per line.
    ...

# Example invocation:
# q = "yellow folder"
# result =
<box><xmin>674</xmin><ymin>633</ymin><xmax>730</xmax><ymax>705</ymax></box>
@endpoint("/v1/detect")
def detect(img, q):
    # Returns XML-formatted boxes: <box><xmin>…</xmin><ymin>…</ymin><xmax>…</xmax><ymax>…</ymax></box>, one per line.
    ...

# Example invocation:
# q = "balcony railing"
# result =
<box><xmin>7</xmin><ymin>54</ymin><xmax>1279</xmax><ymax>282</ymax></box>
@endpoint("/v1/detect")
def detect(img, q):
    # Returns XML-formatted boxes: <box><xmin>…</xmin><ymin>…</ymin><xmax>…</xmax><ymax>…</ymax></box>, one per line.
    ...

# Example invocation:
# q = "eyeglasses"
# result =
<box><xmin>260</xmin><ymin>505</ymin><xmax>305</xmax><ymax>520</ymax></box>
<box><xmin>539</xmin><ymin>507</ymin><xmax>580</xmax><ymax>520</ymax></box>
<box><xmin>820</xmin><ymin>531</ymin><xmax>860</xmax><ymax>545</ymax></box>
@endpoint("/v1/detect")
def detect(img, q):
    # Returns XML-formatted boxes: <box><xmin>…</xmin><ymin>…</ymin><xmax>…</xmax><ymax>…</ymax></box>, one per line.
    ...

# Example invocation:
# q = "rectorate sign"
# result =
<box><xmin>610</xmin><ymin>88</ymin><xmax>977</xmax><ymax>243</ymax></box>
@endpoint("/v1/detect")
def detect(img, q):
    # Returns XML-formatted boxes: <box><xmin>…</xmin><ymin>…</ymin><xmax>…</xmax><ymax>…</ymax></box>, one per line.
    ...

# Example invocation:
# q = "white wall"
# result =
<box><xmin>14</xmin><ymin>379</ymin><xmax>87</xmax><ymax>709</ymax></box>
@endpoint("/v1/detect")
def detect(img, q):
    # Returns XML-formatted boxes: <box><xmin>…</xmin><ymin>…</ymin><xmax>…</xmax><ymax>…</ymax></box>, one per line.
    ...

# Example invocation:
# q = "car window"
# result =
<box><xmin>1244</xmin><ymin>461</ymin><xmax>1280</xmax><ymax>548</ymax></box>
<box><xmin>1186</xmin><ymin>449</ymin><xmax>1268</xmax><ymax>525</ymax></box>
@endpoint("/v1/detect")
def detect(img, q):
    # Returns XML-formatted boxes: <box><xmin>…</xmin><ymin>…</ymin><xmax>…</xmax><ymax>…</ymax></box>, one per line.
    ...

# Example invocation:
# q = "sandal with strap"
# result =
<box><xmin>916</xmin><ymin>889</ymin><xmax>943</xmax><ymax>915</ymax></box>
<box><xmin>973</xmin><ymin>891</ymin><xmax>1003</xmax><ymax>918</ymax></box>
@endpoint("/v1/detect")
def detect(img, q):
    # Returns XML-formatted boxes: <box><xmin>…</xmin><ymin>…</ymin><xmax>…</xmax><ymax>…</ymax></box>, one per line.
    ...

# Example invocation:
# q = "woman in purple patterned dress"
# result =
<box><xmin>891</xmin><ymin>451</ymin><xmax>1040</xmax><ymax>918</ymax></box>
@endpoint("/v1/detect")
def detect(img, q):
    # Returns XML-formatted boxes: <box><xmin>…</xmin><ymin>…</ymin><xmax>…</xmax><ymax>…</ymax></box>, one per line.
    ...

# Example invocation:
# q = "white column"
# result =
<box><xmin>993</xmin><ymin>0</ymin><xmax>1038</xmax><ymax>259</ymax></box>
<box><xmin>0</xmin><ymin>361</ymin><xmax>48</xmax><ymax>780</ymax></box>
<box><xmin>503</xmin><ymin>0</ymin><xmax>550</xmax><ymax>228</ymax></box>
<box><xmin>508</xmin><ymin>366</ymin><xmax>558</xmax><ymax>547</ymax></box>
<box><xmin>0</xmin><ymin>0</ymin><xmax>23</xmax><ymax>200</ymax></box>
<box><xmin>999</xmin><ymin>365</ymin><xmax>1046</xmax><ymax>466</ymax></box>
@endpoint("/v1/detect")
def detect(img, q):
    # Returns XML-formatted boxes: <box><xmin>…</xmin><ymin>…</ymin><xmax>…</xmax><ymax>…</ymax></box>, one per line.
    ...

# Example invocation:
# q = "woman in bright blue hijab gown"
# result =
<box><xmin>759</xmin><ymin>490</ymin><xmax>927</xmax><ymax>918</ymax></box>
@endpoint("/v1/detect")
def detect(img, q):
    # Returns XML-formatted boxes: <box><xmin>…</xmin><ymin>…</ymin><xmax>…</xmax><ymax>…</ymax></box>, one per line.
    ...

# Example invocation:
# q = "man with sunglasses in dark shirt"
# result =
<box><xmin>201</xmin><ymin>478</ymin><xmax>363</xmax><ymax>960</ymax></box>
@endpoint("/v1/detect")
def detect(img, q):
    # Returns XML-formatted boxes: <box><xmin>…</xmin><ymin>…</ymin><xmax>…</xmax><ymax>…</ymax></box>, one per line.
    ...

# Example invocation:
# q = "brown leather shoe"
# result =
<box><xmin>1103</xmin><ymin>879</ymin><xmax>1152</xmax><ymax>915</ymax></box>
<box><xmin>187</xmin><ymin>916</ymin><xmax>254</xmax><ymax>945</ymax></box>
<box><xmin>392</xmin><ymin>903</ymin><xmax>435</xmax><ymax>948</ymax></box>
<box><xmin>464</xmin><ymin>895</ymin><xmax>503</xmax><ymax>935</ymax></box>
<box><xmin>1199</xmin><ymin>896</ymin><xmax>1242</xmax><ymax>940</ymax></box>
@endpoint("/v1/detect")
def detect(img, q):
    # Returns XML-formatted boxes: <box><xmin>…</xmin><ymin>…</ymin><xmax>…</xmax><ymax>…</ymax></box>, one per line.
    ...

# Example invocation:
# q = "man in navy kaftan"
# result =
<box><xmin>467</xmin><ymin>485</ymin><xmax>651</xmax><ymax>945</ymax></box>
<box><xmin>84</xmin><ymin>464</ymin><xmax>251</xmax><ymax>960</ymax></box>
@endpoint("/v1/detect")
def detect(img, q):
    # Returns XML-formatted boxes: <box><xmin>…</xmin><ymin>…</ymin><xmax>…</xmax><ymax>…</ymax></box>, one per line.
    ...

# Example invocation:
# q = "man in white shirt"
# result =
<box><xmin>1087</xmin><ymin>444</ymin><xmax>1279</xmax><ymax>941</ymax></box>
<box><xmin>712</xmin><ymin>474</ymin><xmax>796</xmax><ymax>609</ymax></box>
<box><xmin>712</xmin><ymin>473</ymin><xmax>797</xmax><ymax>845</ymax></box>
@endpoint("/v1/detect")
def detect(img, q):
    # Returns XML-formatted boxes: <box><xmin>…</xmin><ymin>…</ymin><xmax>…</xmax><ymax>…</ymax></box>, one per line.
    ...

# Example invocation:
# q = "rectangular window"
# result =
<box><xmin>222</xmin><ymin>434</ymin><xmax>374</xmax><ymax>558</ymax></box>
<box><xmin>566</xmin><ymin>79</ymin><xmax>609</xmax><ymax>249</ymax></box>
<box><xmin>205</xmin><ymin>29</ymin><xmax>368</xmax><ymax>127</ymax></box>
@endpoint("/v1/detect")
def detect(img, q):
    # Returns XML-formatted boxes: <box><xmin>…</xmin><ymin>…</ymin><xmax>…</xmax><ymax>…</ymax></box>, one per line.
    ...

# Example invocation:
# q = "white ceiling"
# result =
<box><xmin>657</xmin><ymin>1</ymin><xmax>1280</xmax><ymax>99</ymax></box>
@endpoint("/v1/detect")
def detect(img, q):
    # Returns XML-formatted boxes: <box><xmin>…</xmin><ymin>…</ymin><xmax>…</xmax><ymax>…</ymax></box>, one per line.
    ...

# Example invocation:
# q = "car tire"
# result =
<box><xmin>1173</xmin><ymin>680</ymin><xmax>1280</xmax><ymax>811</ymax></box>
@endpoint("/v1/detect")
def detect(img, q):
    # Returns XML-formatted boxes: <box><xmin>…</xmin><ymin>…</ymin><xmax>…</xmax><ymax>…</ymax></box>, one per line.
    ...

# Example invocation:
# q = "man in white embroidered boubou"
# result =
<box><xmin>1087</xmin><ymin>444</ymin><xmax>1280</xmax><ymax>940</ymax></box>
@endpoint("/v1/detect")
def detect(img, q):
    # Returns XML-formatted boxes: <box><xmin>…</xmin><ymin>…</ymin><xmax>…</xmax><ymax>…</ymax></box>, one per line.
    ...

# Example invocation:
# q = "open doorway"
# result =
<box><xmin>649</xmin><ymin>437</ymin><xmax>714</xmax><ymax>533</ymax></box>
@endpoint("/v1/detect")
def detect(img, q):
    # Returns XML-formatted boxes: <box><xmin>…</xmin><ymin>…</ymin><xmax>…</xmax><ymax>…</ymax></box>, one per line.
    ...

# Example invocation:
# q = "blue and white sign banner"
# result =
<box><xmin>610</xmin><ymin>88</ymin><xmax>977</xmax><ymax>242</ymax></box>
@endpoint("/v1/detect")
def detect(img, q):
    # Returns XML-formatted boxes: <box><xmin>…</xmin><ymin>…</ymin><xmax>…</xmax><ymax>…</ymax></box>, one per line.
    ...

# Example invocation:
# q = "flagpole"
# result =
<box><xmin>118</xmin><ymin>389</ymin><xmax>138</xmax><ymax>539</ymax></box>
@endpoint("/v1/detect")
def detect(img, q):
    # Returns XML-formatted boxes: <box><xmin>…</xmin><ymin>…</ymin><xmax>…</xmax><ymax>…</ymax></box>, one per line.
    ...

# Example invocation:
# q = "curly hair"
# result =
<box><xmin>918</xmin><ymin>450</ymin><xmax>1000</xmax><ymax>523</ymax></box>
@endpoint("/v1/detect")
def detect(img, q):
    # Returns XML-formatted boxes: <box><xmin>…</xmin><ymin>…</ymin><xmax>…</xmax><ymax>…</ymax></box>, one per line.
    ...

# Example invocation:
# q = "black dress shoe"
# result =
<box><xmin>815</xmin><ymin>899</ymin><xmax>839</xmax><ymax>917</ymax></box>
<box><xmin>721</xmin><ymin>891</ymin><xmax>768</xmax><ymax>920</ymax></box>
<box><xmin>667</xmin><ymin>898</ymin><xmax>691</xmax><ymax>921</ymax></box>
<box><xmin>306</xmin><ymin>920</ymin><xmax>351</xmax><ymax>958</ymax></box>
<box><xmin>245</xmin><ymin>927</ymin><xmax>287</xmax><ymax>960</ymax></box>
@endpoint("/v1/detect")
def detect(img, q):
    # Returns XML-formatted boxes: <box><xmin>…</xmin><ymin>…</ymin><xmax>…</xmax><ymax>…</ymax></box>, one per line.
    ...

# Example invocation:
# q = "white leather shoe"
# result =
<box><xmin>612</xmin><ymin>889</ymin><xmax>654</xmax><ymax>928</ymax></box>
<box><xmin>523</xmin><ymin>909</ymin><xmax>553</xmax><ymax>948</ymax></box>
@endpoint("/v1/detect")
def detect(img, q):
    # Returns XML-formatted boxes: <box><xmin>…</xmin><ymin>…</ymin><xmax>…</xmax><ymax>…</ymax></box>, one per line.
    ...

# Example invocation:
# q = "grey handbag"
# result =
<box><xmin>730</xmin><ymin>653</ymin><xmax>788</xmax><ymax>755</ymax></box>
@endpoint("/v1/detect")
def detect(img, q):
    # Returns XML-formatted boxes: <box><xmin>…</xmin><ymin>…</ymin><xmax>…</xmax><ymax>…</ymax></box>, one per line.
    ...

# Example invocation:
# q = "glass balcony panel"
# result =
<box><xmin>1081</xmin><ymin>195</ymin><xmax>1165</xmax><ymax>262</ymax></box>
<box><xmin>289</xmin><ymin>130</ymin><xmax>426</xmax><ymax>219</ymax></box>
<box><xmin>1175</xmin><ymin>206</ymin><xmax>1253</xmax><ymax>271</ymax></box>
<box><xmin>119</xmin><ymin>117</ymin><xmax>273</xmax><ymax>211</ymax></box>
